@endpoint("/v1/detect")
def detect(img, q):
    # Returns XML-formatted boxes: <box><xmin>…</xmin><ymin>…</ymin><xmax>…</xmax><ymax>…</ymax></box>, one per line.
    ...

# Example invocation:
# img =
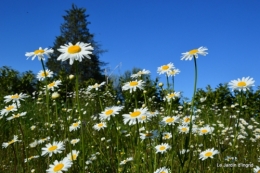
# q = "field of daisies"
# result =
<box><xmin>1</xmin><ymin>43</ymin><xmax>260</xmax><ymax>173</ymax></box>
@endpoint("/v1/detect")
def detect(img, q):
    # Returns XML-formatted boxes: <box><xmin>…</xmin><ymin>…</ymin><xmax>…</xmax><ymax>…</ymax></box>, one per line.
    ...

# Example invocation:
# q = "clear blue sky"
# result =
<box><xmin>1</xmin><ymin>0</ymin><xmax>260</xmax><ymax>100</ymax></box>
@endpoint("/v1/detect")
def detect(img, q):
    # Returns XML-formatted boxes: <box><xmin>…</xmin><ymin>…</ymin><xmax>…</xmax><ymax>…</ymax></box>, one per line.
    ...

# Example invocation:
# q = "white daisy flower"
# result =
<box><xmin>24</xmin><ymin>155</ymin><xmax>39</xmax><ymax>163</ymax></box>
<box><xmin>70</xmin><ymin>139</ymin><xmax>80</xmax><ymax>146</ymax></box>
<box><xmin>119</xmin><ymin>157</ymin><xmax>133</xmax><ymax>165</ymax></box>
<box><xmin>147</xmin><ymin>110</ymin><xmax>159</xmax><ymax>118</ymax></box>
<box><xmin>181</xmin><ymin>46</ymin><xmax>208</xmax><ymax>61</ymax></box>
<box><xmin>7</xmin><ymin>112</ymin><xmax>27</xmax><ymax>121</ymax></box>
<box><xmin>131</xmin><ymin>69</ymin><xmax>151</xmax><ymax>78</ymax></box>
<box><xmin>122</xmin><ymin>107</ymin><xmax>148</xmax><ymax>125</ymax></box>
<box><xmin>167</xmin><ymin>68</ymin><xmax>180</xmax><ymax>77</ymax></box>
<box><xmin>2</xmin><ymin>135</ymin><xmax>19</xmax><ymax>148</ymax></box>
<box><xmin>140</xmin><ymin>130</ymin><xmax>159</xmax><ymax>140</ymax></box>
<box><xmin>44</xmin><ymin>80</ymin><xmax>62</xmax><ymax>91</ymax></box>
<box><xmin>25</xmin><ymin>47</ymin><xmax>53</xmax><ymax>61</ymax></box>
<box><xmin>57</xmin><ymin>42</ymin><xmax>93</xmax><ymax>65</ymax></box>
<box><xmin>161</xmin><ymin>116</ymin><xmax>179</xmax><ymax>126</ymax></box>
<box><xmin>199</xmin><ymin>148</ymin><xmax>219</xmax><ymax>160</ymax></box>
<box><xmin>37</xmin><ymin>69</ymin><xmax>54</xmax><ymax>81</ymax></box>
<box><xmin>99</xmin><ymin>106</ymin><xmax>124</xmax><ymax>121</ymax></box>
<box><xmin>41</xmin><ymin>141</ymin><xmax>65</xmax><ymax>157</ymax></box>
<box><xmin>69</xmin><ymin>121</ymin><xmax>81</xmax><ymax>132</ymax></box>
<box><xmin>93</xmin><ymin>122</ymin><xmax>107</xmax><ymax>131</ymax></box>
<box><xmin>253</xmin><ymin>166</ymin><xmax>260</xmax><ymax>173</ymax></box>
<box><xmin>154</xmin><ymin>167</ymin><xmax>171</xmax><ymax>173</ymax></box>
<box><xmin>122</xmin><ymin>80</ymin><xmax>145</xmax><ymax>93</ymax></box>
<box><xmin>162</xmin><ymin>132</ymin><xmax>172</xmax><ymax>140</ymax></box>
<box><xmin>29</xmin><ymin>140</ymin><xmax>38</xmax><ymax>148</ymax></box>
<box><xmin>165</xmin><ymin>92</ymin><xmax>181</xmax><ymax>102</ymax></box>
<box><xmin>228</xmin><ymin>77</ymin><xmax>255</xmax><ymax>92</ymax></box>
<box><xmin>155</xmin><ymin>143</ymin><xmax>171</xmax><ymax>154</ymax></box>
<box><xmin>4</xmin><ymin>93</ymin><xmax>28</xmax><ymax>104</ymax></box>
<box><xmin>88</xmin><ymin>82</ymin><xmax>106</xmax><ymax>91</ymax></box>
<box><xmin>1</xmin><ymin>103</ymin><xmax>18</xmax><ymax>116</ymax></box>
<box><xmin>46</xmin><ymin>157</ymin><xmax>72</xmax><ymax>173</ymax></box>
<box><xmin>138</xmin><ymin>114</ymin><xmax>151</xmax><ymax>123</ymax></box>
<box><xmin>198</xmin><ymin>125</ymin><xmax>214</xmax><ymax>135</ymax></box>
<box><xmin>37</xmin><ymin>136</ymin><xmax>50</xmax><ymax>144</ymax></box>
<box><xmin>200</xmin><ymin>97</ymin><xmax>207</xmax><ymax>102</ymax></box>
<box><xmin>181</xmin><ymin>115</ymin><xmax>196</xmax><ymax>125</ymax></box>
<box><xmin>157</xmin><ymin>62</ymin><xmax>174</xmax><ymax>75</ymax></box>
<box><xmin>178</xmin><ymin>125</ymin><xmax>190</xmax><ymax>134</ymax></box>
<box><xmin>66</xmin><ymin>150</ymin><xmax>79</xmax><ymax>161</ymax></box>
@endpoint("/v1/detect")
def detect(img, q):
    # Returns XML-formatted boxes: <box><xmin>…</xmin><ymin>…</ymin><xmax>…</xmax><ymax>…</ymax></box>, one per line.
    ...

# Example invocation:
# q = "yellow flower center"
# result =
<box><xmin>11</xmin><ymin>94</ymin><xmax>19</xmax><ymax>99</ymax></box>
<box><xmin>53</xmin><ymin>163</ymin><xmax>64</xmax><ymax>171</ymax></box>
<box><xmin>164</xmin><ymin>134</ymin><xmax>170</xmax><ymax>139</ymax></box>
<box><xmin>71</xmin><ymin>140</ymin><xmax>76</xmax><ymax>143</ymax></box>
<box><xmin>129</xmin><ymin>81</ymin><xmax>138</xmax><ymax>86</ymax></box>
<box><xmin>28</xmin><ymin>156</ymin><xmax>34</xmax><ymax>160</ymax></box>
<box><xmin>169</xmin><ymin>93</ymin><xmax>175</xmax><ymax>98</ymax></box>
<box><xmin>97</xmin><ymin>123</ymin><xmax>104</xmax><ymax>127</ymax></box>
<box><xmin>159</xmin><ymin>146</ymin><xmax>166</xmax><ymax>151</ymax></box>
<box><xmin>237</xmin><ymin>81</ymin><xmax>246</xmax><ymax>87</ymax></box>
<box><xmin>41</xmin><ymin>71</ymin><xmax>49</xmax><ymax>77</ymax></box>
<box><xmin>93</xmin><ymin>83</ymin><xmax>99</xmax><ymax>88</ymax></box>
<box><xmin>162</xmin><ymin>65</ymin><xmax>169</xmax><ymax>70</ymax></box>
<box><xmin>258</xmin><ymin>171</ymin><xmax>260</xmax><ymax>173</ymax></box>
<box><xmin>201</xmin><ymin>129</ymin><xmax>208</xmax><ymax>134</ymax></box>
<box><xmin>161</xmin><ymin>172</ymin><xmax>166</xmax><ymax>173</ymax></box>
<box><xmin>34</xmin><ymin>49</ymin><xmax>44</xmax><ymax>54</ymax></box>
<box><xmin>68</xmin><ymin>45</ymin><xmax>81</xmax><ymax>54</ymax></box>
<box><xmin>166</xmin><ymin>117</ymin><xmax>174</xmax><ymax>123</ymax></box>
<box><xmin>48</xmin><ymin>145</ymin><xmax>57</xmax><ymax>151</ymax></box>
<box><xmin>145</xmin><ymin>133</ymin><xmax>153</xmax><ymax>137</ymax></box>
<box><xmin>8</xmin><ymin>140</ymin><xmax>15</xmax><ymax>145</ymax></box>
<box><xmin>189</xmin><ymin>49</ymin><xmax>198</xmax><ymax>55</ymax></box>
<box><xmin>14</xmin><ymin>114</ymin><xmax>20</xmax><ymax>118</ymax></box>
<box><xmin>184</xmin><ymin>117</ymin><xmax>190</xmax><ymax>123</ymax></box>
<box><xmin>48</xmin><ymin>82</ymin><xmax>55</xmax><ymax>88</ymax></box>
<box><xmin>205</xmin><ymin>152</ymin><xmax>213</xmax><ymax>157</ymax></box>
<box><xmin>105</xmin><ymin>109</ymin><xmax>113</xmax><ymax>116</ymax></box>
<box><xmin>72</xmin><ymin>154</ymin><xmax>77</xmax><ymax>160</ymax></box>
<box><xmin>169</xmin><ymin>70</ymin><xmax>176</xmax><ymax>74</ymax></box>
<box><xmin>6</xmin><ymin>105</ymin><xmax>14</xmax><ymax>111</ymax></box>
<box><xmin>73</xmin><ymin>122</ymin><xmax>79</xmax><ymax>127</ymax></box>
<box><xmin>130</xmin><ymin>111</ymin><xmax>141</xmax><ymax>117</ymax></box>
<box><xmin>181</xmin><ymin>128</ymin><xmax>188</xmax><ymax>132</ymax></box>
<box><xmin>141</xmin><ymin>115</ymin><xmax>146</xmax><ymax>120</ymax></box>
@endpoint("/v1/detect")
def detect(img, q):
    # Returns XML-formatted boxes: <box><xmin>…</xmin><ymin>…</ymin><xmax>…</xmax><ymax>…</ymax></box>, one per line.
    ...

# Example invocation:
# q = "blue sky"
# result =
<box><xmin>1</xmin><ymin>0</ymin><xmax>260</xmax><ymax>100</ymax></box>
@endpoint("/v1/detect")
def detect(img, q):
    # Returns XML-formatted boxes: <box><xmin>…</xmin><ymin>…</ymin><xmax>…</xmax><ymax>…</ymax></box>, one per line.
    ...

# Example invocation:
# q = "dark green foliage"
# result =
<box><xmin>0</xmin><ymin>66</ymin><xmax>37</xmax><ymax>101</ymax></box>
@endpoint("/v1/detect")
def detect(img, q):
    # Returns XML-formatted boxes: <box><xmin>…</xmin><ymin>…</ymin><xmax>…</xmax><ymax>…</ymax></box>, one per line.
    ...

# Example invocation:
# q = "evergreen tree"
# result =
<box><xmin>46</xmin><ymin>4</ymin><xmax>106</xmax><ymax>83</ymax></box>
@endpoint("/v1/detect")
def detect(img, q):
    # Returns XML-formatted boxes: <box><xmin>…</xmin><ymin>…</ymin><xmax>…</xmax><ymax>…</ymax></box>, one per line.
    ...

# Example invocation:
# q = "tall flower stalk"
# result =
<box><xmin>57</xmin><ymin>42</ymin><xmax>93</xmax><ymax>172</ymax></box>
<box><xmin>180</xmin><ymin>46</ymin><xmax>208</xmax><ymax>168</ymax></box>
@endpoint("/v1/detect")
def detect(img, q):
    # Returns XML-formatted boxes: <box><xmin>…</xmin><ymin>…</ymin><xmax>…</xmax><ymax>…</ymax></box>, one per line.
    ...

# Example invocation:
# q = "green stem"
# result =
<box><xmin>172</xmin><ymin>76</ymin><xmax>175</xmax><ymax>92</ymax></box>
<box><xmin>166</xmin><ymin>75</ymin><xmax>170</xmax><ymax>91</ymax></box>
<box><xmin>40</xmin><ymin>59</ymin><xmax>50</xmax><ymax>134</ymax></box>
<box><xmin>75</xmin><ymin>62</ymin><xmax>85</xmax><ymax>172</ymax></box>
<box><xmin>184</xmin><ymin>56</ymin><xmax>198</xmax><ymax>168</ymax></box>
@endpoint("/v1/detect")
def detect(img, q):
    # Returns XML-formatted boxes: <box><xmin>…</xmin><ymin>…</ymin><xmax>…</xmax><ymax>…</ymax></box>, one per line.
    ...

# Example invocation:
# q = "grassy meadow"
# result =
<box><xmin>1</xmin><ymin>46</ymin><xmax>260</xmax><ymax>173</ymax></box>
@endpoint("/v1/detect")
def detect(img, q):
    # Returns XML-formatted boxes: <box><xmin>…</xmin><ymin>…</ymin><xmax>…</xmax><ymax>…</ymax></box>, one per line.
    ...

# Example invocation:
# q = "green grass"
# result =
<box><xmin>1</xmin><ymin>66</ymin><xmax>260</xmax><ymax>173</ymax></box>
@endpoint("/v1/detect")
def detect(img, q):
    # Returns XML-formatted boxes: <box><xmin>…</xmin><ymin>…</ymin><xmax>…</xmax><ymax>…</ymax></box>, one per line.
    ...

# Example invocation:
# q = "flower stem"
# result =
<box><xmin>75</xmin><ymin>62</ymin><xmax>85</xmax><ymax>172</ymax></box>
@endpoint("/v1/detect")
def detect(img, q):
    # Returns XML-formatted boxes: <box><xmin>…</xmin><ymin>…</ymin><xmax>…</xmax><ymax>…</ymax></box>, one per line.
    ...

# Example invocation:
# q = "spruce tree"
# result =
<box><xmin>46</xmin><ymin>4</ymin><xmax>106</xmax><ymax>83</ymax></box>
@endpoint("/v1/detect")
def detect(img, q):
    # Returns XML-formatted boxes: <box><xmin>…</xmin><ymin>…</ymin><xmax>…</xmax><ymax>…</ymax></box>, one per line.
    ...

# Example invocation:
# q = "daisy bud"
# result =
<box><xmin>69</xmin><ymin>74</ymin><xmax>74</xmax><ymax>80</ymax></box>
<box><xmin>51</xmin><ymin>92</ymin><xmax>60</xmax><ymax>99</ymax></box>
<box><xmin>159</xmin><ymin>83</ymin><xmax>163</xmax><ymax>87</ymax></box>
